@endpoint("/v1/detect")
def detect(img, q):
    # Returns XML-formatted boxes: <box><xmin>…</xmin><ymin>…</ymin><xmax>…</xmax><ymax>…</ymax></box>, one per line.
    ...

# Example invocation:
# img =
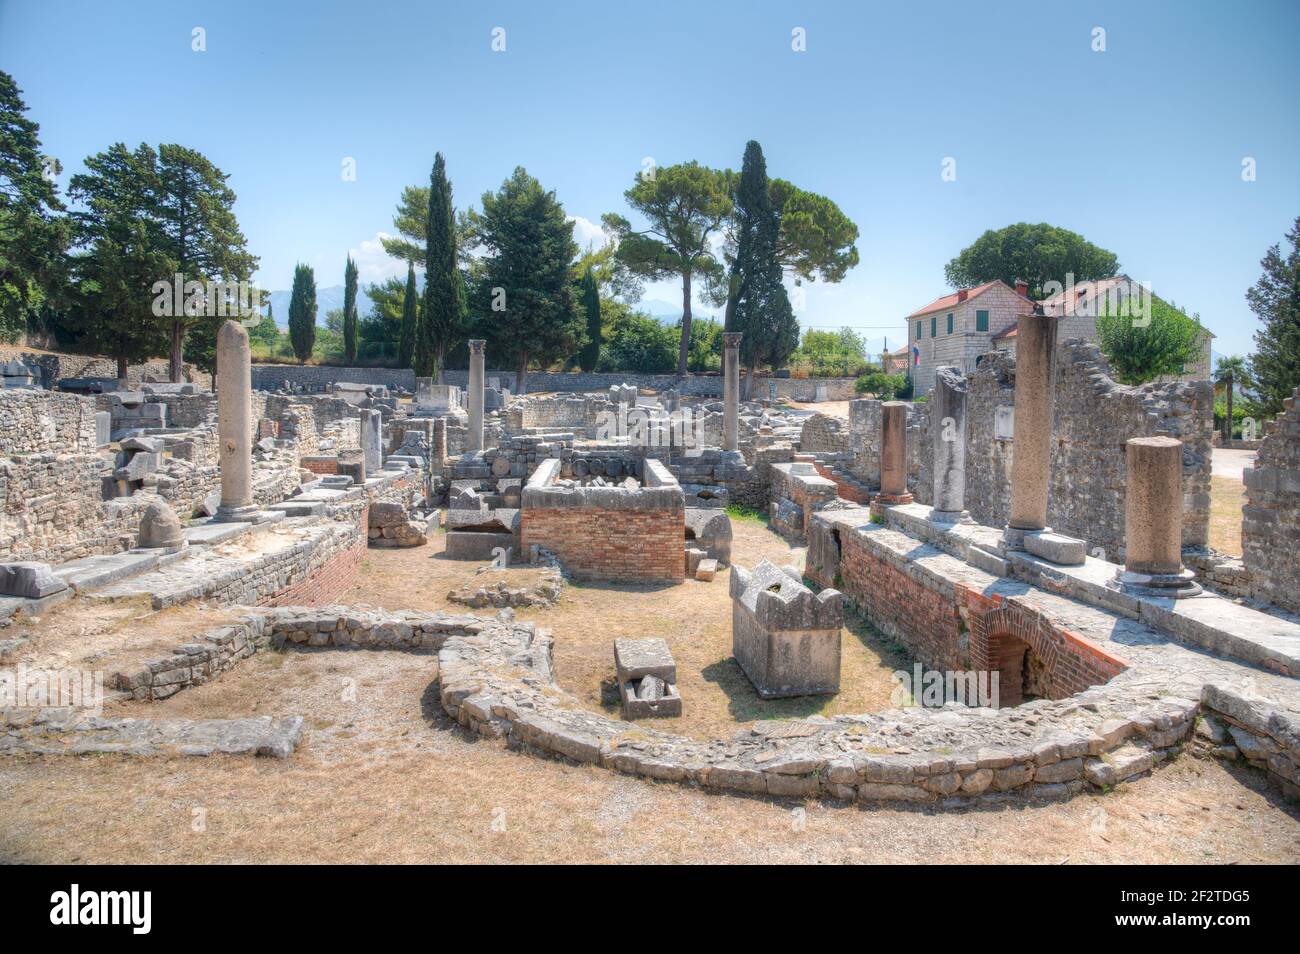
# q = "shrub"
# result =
<box><xmin>854</xmin><ymin>371</ymin><xmax>907</xmax><ymax>398</ymax></box>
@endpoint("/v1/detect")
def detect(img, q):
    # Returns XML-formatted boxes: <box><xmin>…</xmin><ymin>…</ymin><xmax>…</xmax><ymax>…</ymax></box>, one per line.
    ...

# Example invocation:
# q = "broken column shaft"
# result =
<box><xmin>723</xmin><ymin>332</ymin><xmax>742</xmax><ymax>453</ymax></box>
<box><xmin>467</xmin><ymin>339</ymin><xmax>485</xmax><ymax>453</ymax></box>
<box><xmin>1003</xmin><ymin>312</ymin><xmax>1057</xmax><ymax>548</ymax></box>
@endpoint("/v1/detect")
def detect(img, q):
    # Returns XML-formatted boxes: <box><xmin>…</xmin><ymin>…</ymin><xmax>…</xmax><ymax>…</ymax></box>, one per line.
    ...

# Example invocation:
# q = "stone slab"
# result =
<box><xmin>1023</xmin><ymin>530</ymin><xmax>1087</xmax><ymax>566</ymax></box>
<box><xmin>444</xmin><ymin>531</ymin><xmax>515</xmax><ymax>561</ymax></box>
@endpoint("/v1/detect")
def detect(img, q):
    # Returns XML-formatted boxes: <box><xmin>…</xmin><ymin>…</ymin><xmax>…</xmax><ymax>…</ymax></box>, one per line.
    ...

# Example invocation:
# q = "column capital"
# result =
<box><xmin>468</xmin><ymin>339</ymin><xmax>486</xmax><ymax>355</ymax></box>
<box><xmin>722</xmin><ymin>332</ymin><xmax>743</xmax><ymax>351</ymax></box>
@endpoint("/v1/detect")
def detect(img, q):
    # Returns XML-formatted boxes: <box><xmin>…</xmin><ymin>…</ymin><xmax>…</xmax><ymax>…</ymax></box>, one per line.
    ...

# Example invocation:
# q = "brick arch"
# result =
<box><xmin>965</xmin><ymin>598</ymin><xmax>1129</xmax><ymax>708</ymax></box>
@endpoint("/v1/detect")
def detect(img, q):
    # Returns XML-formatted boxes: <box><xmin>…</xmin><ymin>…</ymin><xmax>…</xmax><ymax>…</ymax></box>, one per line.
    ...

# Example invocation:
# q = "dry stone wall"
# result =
<box><xmin>1242</xmin><ymin>387</ymin><xmax>1300</xmax><ymax>615</ymax></box>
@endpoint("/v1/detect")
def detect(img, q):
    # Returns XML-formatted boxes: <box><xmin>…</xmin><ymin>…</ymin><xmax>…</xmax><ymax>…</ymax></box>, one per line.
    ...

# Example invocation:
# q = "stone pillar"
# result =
<box><xmin>360</xmin><ymin>409</ymin><xmax>383</xmax><ymax>474</ymax></box>
<box><xmin>432</xmin><ymin>417</ymin><xmax>448</xmax><ymax>466</ymax></box>
<box><xmin>1119</xmin><ymin>436</ymin><xmax>1199</xmax><ymax>595</ymax></box>
<box><xmin>723</xmin><ymin>332</ymin><xmax>742</xmax><ymax>453</ymax></box>
<box><xmin>871</xmin><ymin>401</ymin><xmax>913</xmax><ymax>517</ymax></box>
<box><xmin>467</xmin><ymin>339</ymin><xmax>485</xmax><ymax>453</ymax></box>
<box><xmin>1003</xmin><ymin>313</ymin><xmax>1057</xmax><ymax>548</ymax></box>
<box><xmin>931</xmin><ymin>365</ymin><xmax>968</xmax><ymax>522</ymax></box>
<box><xmin>214</xmin><ymin>320</ymin><xmax>256</xmax><ymax>521</ymax></box>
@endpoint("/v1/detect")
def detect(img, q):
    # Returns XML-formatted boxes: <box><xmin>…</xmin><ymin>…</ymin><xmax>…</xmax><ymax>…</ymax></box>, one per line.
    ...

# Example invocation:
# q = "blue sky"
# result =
<box><xmin>2</xmin><ymin>0</ymin><xmax>1296</xmax><ymax>357</ymax></box>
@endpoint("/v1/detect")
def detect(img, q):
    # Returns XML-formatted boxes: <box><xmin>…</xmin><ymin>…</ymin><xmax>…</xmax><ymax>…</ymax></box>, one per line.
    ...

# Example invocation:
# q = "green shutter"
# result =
<box><xmin>916</xmin><ymin>320</ymin><xmax>922</xmax><ymax>339</ymax></box>
<box><xmin>946</xmin><ymin>313</ymin><xmax>954</xmax><ymax>334</ymax></box>
<box><xmin>930</xmin><ymin>316</ymin><xmax>937</xmax><ymax>337</ymax></box>
<box><xmin>976</xmin><ymin>309</ymin><xmax>989</xmax><ymax>332</ymax></box>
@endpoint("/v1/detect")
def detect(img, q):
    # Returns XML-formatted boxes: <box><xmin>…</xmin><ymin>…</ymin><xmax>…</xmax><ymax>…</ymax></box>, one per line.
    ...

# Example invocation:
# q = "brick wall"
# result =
<box><xmin>262</xmin><ymin>531</ymin><xmax>366</xmax><ymax>607</ymax></box>
<box><xmin>521</xmin><ymin>507</ymin><xmax>684</xmax><ymax>582</ymax></box>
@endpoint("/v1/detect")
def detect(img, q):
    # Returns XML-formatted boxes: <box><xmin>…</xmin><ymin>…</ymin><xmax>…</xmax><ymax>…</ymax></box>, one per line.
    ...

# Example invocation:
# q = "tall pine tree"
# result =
<box><xmin>288</xmin><ymin>262</ymin><xmax>316</xmax><ymax>363</ymax></box>
<box><xmin>399</xmin><ymin>261</ymin><xmax>418</xmax><ymax>370</ymax></box>
<box><xmin>726</xmin><ymin>141</ymin><xmax>797</xmax><ymax>396</ymax></box>
<box><xmin>343</xmin><ymin>254</ymin><xmax>358</xmax><ymax>364</ymax></box>
<box><xmin>577</xmin><ymin>265</ymin><xmax>601</xmax><ymax>371</ymax></box>
<box><xmin>1247</xmin><ymin>216</ymin><xmax>1300</xmax><ymax>415</ymax></box>
<box><xmin>467</xmin><ymin>167</ymin><xmax>583</xmax><ymax>394</ymax></box>
<box><xmin>420</xmin><ymin>152</ymin><xmax>462</xmax><ymax>378</ymax></box>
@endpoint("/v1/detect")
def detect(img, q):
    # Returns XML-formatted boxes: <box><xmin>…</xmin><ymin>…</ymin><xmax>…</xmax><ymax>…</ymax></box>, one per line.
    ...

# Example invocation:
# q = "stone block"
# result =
<box><xmin>730</xmin><ymin>559</ymin><xmax>842</xmax><ymax>698</ymax></box>
<box><xmin>695</xmin><ymin>558</ymin><xmax>718</xmax><ymax>581</ymax></box>
<box><xmin>1023</xmin><ymin>530</ymin><xmax>1086</xmax><ymax>566</ymax></box>
<box><xmin>0</xmin><ymin>562</ymin><xmax>69</xmax><ymax>599</ymax></box>
<box><xmin>445</xmin><ymin>531</ymin><xmax>515</xmax><ymax>561</ymax></box>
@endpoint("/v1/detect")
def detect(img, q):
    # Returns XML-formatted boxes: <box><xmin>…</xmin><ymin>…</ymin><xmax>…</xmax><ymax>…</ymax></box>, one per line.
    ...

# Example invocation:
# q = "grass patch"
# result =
<box><xmin>725</xmin><ymin>503</ymin><xmax>768</xmax><ymax>526</ymax></box>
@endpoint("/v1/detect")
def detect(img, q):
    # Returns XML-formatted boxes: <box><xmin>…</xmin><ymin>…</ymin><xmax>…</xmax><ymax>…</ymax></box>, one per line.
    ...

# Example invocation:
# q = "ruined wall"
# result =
<box><xmin>1242</xmin><ymin>387</ymin><xmax>1300</xmax><ymax>615</ymax></box>
<box><xmin>848</xmin><ymin>343</ymin><xmax>1212</xmax><ymax>560</ymax></box>
<box><xmin>521</xmin><ymin>507</ymin><xmax>684</xmax><ymax>582</ymax></box>
<box><xmin>799</xmin><ymin>413</ymin><xmax>849</xmax><ymax>454</ymax></box>
<box><xmin>0</xmin><ymin>389</ymin><xmax>98</xmax><ymax>454</ymax></box>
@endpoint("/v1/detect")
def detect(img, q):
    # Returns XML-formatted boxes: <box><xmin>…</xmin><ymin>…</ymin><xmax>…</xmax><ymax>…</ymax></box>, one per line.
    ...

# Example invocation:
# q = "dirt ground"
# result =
<box><xmin>1210</xmin><ymin>476</ymin><xmax>1247</xmax><ymax>557</ymax></box>
<box><xmin>2</xmin><ymin>514</ymin><xmax>1298</xmax><ymax>864</ymax></box>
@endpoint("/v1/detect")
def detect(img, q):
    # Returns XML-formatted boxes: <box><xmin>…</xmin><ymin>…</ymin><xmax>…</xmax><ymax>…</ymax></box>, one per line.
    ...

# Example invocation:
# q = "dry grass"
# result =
<box><xmin>1209</xmin><ymin>476</ymin><xmax>1246</xmax><ymax>557</ymax></box>
<box><xmin>332</xmin><ymin>520</ymin><xmax>909</xmax><ymax>739</ymax></box>
<box><xmin>3</xmin><ymin>511</ymin><xmax>1298</xmax><ymax>864</ymax></box>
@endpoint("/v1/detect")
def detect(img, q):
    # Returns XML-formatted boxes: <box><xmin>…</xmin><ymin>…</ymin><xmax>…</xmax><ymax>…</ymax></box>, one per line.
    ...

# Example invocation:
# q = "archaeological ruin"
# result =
<box><xmin>2</xmin><ymin>318</ymin><xmax>1299</xmax><ymax>816</ymax></box>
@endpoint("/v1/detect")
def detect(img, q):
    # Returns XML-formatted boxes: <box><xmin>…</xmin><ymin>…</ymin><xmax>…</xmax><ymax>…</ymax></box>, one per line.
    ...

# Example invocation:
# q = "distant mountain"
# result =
<box><xmin>637</xmin><ymin>298</ymin><xmax>719</xmax><ymax>324</ymax></box>
<box><xmin>263</xmin><ymin>279</ymin><xmax>422</xmax><ymax>328</ymax></box>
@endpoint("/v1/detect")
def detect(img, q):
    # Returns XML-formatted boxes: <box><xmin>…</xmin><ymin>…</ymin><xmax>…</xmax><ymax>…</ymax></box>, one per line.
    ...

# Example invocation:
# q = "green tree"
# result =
<box><xmin>419</xmin><ymin>153</ymin><xmax>463</xmax><ymax>378</ymax></box>
<box><xmin>726</xmin><ymin>142</ymin><xmax>798</xmax><ymax>395</ymax></box>
<box><xmin>1096</xmin><ymin>294</ymin><xmax>1204</xmax><ymax>385</ymax></box>
<box><xmin>597</xmin><ymin>305</ymin><xmax>678</xmax><ymax>373</ymax></box>
<box><xmin>248</xmin><ymin>311</ymin><xmax>279</xmax><ymax>348</ymax></box>
<box><xmin>466</xmin><ymin>167</ymin><xmax>583</xmax><ymax>393</ymax></box>
<box><xmin>603</xmin><ymin>161</ymin><xmax>733</xmax><ymax>376</ymax></box>
<box><xmin>398</xmin><ymin>263</ymin><xmax>418</xmax><ymax>369</ymax></box>
<box><xmin>288</xmin><ymin>263</ymin><xmax>316</xmax><ymax>363</ymax></box>
<box><xmin>0</xmin><ymin>69</ymin><xmax>70</xmax><ymax>341</ymax></box>
<box><xmin>342</xmin><ymin>255</ymin><xmax>359</xmax><ymax>364</ymax></box>
<box><xmin>1213</xmin><ymin>356</ymin><xmax>1253</xmax><ymax>440</ymax></box>
<box><xmin>153</xmin><ymin>144</ymin><xmax>258</xmax><ymax>380</ymax></box>
<box><xmin>855</xmin><ymin>370</ymin><xmax>907</xmax><ymax>398</ymax></box>
<box><xmin>1247</xmin><ymin>216</ymin><xmax>1300</xmax><ymax>415</ymax></box>
<box><xmin>944</xmin><ymin>222</ymin><xmax>1118</xmax><ymax>297</ymax></box>
<box><xmin>64</xmin><ymin>217</ymin><xmax>172</xmax><ymax>381</ymax></box>
<box><xmin>577</xmin><ymin>265</ymin><xmax>601</xmax><ymax>371</ymax></box>
<box><xmin>380</xmin><ymin>183</ymin><xmax>429</xmax><ymax>265</ymax></box>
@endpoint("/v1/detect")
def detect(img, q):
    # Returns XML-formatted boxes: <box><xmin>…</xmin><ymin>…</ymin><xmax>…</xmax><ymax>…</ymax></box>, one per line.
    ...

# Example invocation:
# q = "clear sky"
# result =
<box><xmin>2</xmin><ymin>0</ymin><xmax>1297</xmax><ymax>357</ymax></box>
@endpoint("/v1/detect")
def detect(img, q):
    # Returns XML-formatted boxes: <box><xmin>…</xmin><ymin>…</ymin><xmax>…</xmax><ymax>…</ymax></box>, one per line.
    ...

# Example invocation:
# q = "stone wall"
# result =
<box><xmin>1242</xmin><ymin>387</ymin><xmax>1300</xmax><ymax>615</ymax></box>
<box><xmin>850</xmin><ymin>342</ymin><xmax>1212</xmax><ymax>560</ymax></box>
<box><xmin>799</xmin><ymin>413</ymin><xmax>849</xmax><ymax>454</ymax></box>
<box><xmin>251</xmin><ymin>364</ymin><xmax>416</xmax><ymax>392</ymax></box>
<box><xmin>0</xmin><ymin>389</ymin><xmax>98</xmax><ymax>454</ymax></box>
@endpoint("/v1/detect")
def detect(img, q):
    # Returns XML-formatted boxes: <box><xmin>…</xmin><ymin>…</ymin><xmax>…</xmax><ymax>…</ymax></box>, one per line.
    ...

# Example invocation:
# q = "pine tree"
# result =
<box><xmin>399</xmin><ymin>261</ymin><xmax>418</xmax><ymax>370</ymax></box>
<box><xmin>421</xmin><ymin>152</ymin><xmax>462</xmax><ymax>378</ymax></box>
<box><xmin>577</xmin><ymin>266</ymin><xmax>601</xmax><ymax>371</ymax></box>
<box><xmin>288</xmin><ymin>262</ymin><xmax>316</xmax><ymax>363</ymax></box>
<box><xmin>467</xmin><ymin>167</ymin><xmax>583</xmax><ymax>394</ymax></box>
<box><xmin>343</xmin><ymin>254</ymin><xmax>358</xmax><ymax>364</ymax></box>
<box><xmin>1247</xmin><ymin>216</ymin><xmax>1300</xmax><ymax>414</ymax></box>
<box><xmin>727</xmin><ymin>141</ymin><xmax>797</xmax><ymax>395</ymax></box>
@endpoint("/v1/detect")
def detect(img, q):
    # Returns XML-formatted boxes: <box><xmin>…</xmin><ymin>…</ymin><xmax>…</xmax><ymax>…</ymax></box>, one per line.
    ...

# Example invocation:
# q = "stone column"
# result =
<box><xmin>931</xmin><ymin>365</ymin><xmax>968</xmax><ymax>522</ymax></box>
<box><xmin>723</xmin><ymin>332</ymin><xmax>742</xmax><ymax>453</ymax></box>
<box><xmin>1003</xmin><ymin>312</ymin><xmax>1057</xmax><ymax>548</ymax></box>
<box><xmin>1118</xmin><ymin>436</ymin><xmax>1199</xmax><ymax>595</ymax></box>
<box><xmin>360</xmin><ymin>409</ymin><xmax>383</xmax><ymax>474</ymax></box>
<box><xmin>214</xmin><ymin>320</ymin><xmax>256</xmax><ymax>521</ymax></box>
<box><xmin>871</xmin><ymin>401</ymin><xmax>913</xmax><ymax>518</ymax></box>
<box><xmin>467</xmin><ymin>339</ymin><xmax>485</xmax><ymax>453</ymax></box>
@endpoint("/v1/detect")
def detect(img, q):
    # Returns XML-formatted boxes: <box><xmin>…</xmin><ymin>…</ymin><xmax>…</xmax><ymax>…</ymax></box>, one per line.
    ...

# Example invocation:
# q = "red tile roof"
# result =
<box><xmin>992</xmin><ymin>326</ymin><xmax>1018</xmax><ymax>340</ymax></box>
<box><xmin>906</xmin><ymin>280</ymin><xmax>1004</xmax><ymax>319</ymax></box>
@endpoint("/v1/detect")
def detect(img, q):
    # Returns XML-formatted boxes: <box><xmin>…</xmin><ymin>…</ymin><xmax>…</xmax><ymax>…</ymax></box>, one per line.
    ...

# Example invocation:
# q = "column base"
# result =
<box><xmin>213</xmin><ymin>504</ymin><xmax>281</xmax><ymax>525</ymax></box>
<box><xmin>1113</xmin><ymin>567</ymin><xmax>1202</xmax><ymax>599</ymax></box>
<box><xmin>929</xmin><ymin>508</ymin><xmax>973</xmax><ymax>525</ymax></box>
<box><xmin>999</xmin><ymin>524</ymin><xmax>1042</xmax><ymax>553</ymax></box>
<box><xmin>870</xmin><ymin>492</ymin><xmax>913</xmax><ymax>521</ymax></box>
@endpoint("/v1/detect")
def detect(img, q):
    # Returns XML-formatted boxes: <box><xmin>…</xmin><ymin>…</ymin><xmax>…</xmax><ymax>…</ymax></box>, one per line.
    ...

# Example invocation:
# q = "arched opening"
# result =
<box><xmin>984</xmin><ymin>630</ymin><xmax>1044</xmax><ymax>707</ymax></box>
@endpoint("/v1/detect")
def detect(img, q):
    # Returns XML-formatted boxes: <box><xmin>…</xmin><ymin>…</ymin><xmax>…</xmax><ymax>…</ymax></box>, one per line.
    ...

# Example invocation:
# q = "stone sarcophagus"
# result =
<box><xmin>730</xmin><ymin>559</ymin><xmax>843</xmax><ymax>698</ymax></box>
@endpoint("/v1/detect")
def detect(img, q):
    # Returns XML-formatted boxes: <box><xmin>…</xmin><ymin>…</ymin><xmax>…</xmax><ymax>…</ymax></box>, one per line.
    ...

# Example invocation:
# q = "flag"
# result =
<box><xmin>912</xmin><ymin>345</ymin><xmax>920</xmax><ymax>367</ymax></box>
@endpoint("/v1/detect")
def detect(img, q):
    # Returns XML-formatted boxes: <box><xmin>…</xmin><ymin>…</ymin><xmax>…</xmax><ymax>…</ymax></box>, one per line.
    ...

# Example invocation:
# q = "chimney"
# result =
<box><xmin>956</xmin><ymin>289</ymin><xmax>968</xmax><ymax>303</ymax></box>
<box><xmin>1014</xmin><ymin>278</ymin><xmax>1029</xmax><ymax>298</ymax></box>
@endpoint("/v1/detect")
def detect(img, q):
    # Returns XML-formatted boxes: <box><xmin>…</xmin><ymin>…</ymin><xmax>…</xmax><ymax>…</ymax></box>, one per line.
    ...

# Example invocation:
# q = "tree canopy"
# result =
<box><xmin>0</xmin><ymin>69</ymin><xmax>69</xmax><ymax>341</ymax></box>
<box><xmin>944</xmin><ymin>223</ymin><xmax>1118</xmax><ymax>298</ymax></box>
<box><xmin>603</xmin><ymin>161</ymin><xmax>733</xmax><ymax>376</ymax></box>
<box><xmin>1247</xmin><ymin>215</ymin><xmax>1300</xmax><ymax>415</ymax></box>
<box><xmin>288</xmin><ymin>262</ymin><xmax>317</xmax><ymax>363</ymax></box>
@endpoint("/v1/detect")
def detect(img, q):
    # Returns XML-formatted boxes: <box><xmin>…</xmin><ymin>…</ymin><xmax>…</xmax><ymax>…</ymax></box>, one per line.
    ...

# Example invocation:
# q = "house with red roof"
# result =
<box><xmin>904</xmin><ymin>278</ymin><xmax>1034</xmax><ymax>396</ymax></box>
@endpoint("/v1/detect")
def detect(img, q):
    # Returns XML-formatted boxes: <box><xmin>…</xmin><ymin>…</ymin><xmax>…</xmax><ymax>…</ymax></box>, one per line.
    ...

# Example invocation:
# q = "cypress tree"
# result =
<box><xmin>288</xmin><ymin>262</ymin><xmax>317</xmax><ymax>363</ymax></box>
<box><xmin>577</xmin><ymin>266</ymin><xmax>601</xmax><ymax>371</ymax></box>
<box><xmin>421</xmin><ymin>152</ymin><xmax>462</xmax><ymax>379</ymax></box>
<box><xmin>1247</xmin><ymin>216</ymin><xmax>1300</xmax><ymax>414</ymax></box>
<box><xmin>399</xmin><ymin>261</ymin><xmax>418</xmax><ymax>370</ymax></box>
<box><xmin>343</xmin><ymin>254</ymin><xmax>358</xmax><ymax>364</ymax></box>
<box><xmin>727</xmin><ymin>141</ymin><xmax>797</xmax><ymax>394</ymax></box>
